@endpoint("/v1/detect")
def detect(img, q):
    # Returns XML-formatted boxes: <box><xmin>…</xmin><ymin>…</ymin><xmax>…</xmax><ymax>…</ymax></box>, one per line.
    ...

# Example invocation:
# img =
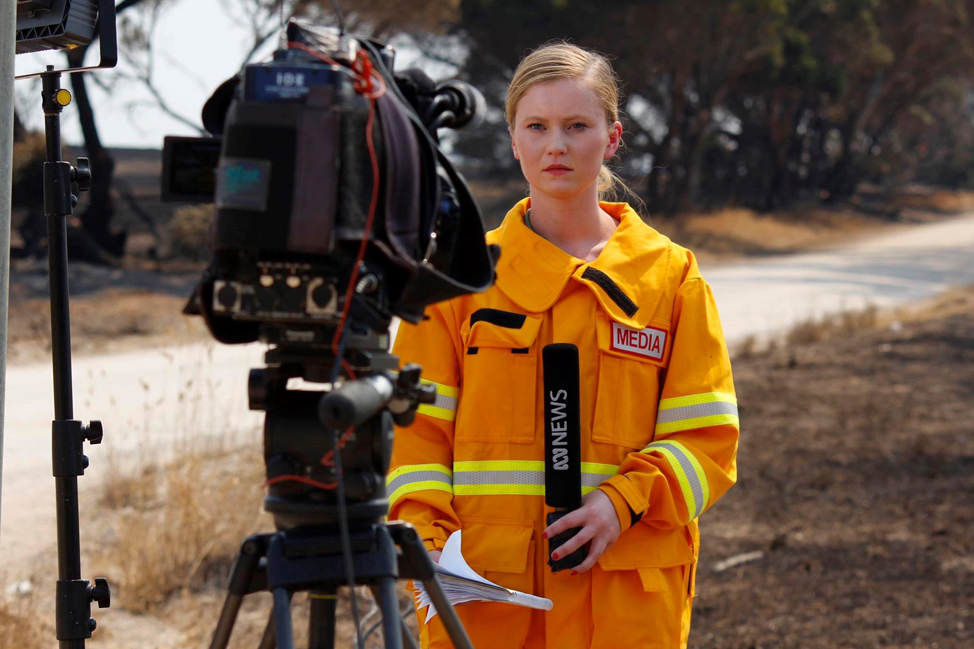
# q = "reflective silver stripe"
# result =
<box><xmin>387</xmin><ymin>470</ymin><xmax>452</xmax><ymax>494</ymax></box>
<box><xmin>454</xmin><ymin>470</ymin><xmax>542</xmax><ymax>487</ymax></box>
<box><xmin>451</xmin><ymin>461</ymin><xmax>621</xmax><ymax>497</ymax></box>
<box><xmin>389</xmin><ymin>372</ymin><xmax>459</xmax><ymax>422</ymax></box>
<box><xmin>655</xmin><ymin>400</ymin><xmax>738</xmax><ymax>424</ymax></box>
<box><xmin>452</xmin><ymin>467</ymin><xmax>619</xmax><ymax>487</ymax></box>
<box><xmin>582</xmin><ymin>472</ymin><xmax>616</xmax><ymax>487</ymax></box>
<box><xmin>431</xmin><ymin>391</ymin><xmax>458</xmax><ymax>412</ymax></box>
<box><xmin>644</xmin><ymin>441</ymin><xmax>705</xmax><ymax>518</ymax></box>
<box><xmin>386</xmin><ymin>464</ymin><xmax>453</xmax><ymax>509</ymax></box>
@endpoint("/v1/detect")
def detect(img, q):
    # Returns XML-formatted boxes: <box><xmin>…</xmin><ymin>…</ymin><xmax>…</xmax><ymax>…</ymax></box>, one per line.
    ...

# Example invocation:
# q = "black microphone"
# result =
<box><xmin>542</xmin><ymin>343</ymin><xmax>587</xmax><ymax>572</ymax></box>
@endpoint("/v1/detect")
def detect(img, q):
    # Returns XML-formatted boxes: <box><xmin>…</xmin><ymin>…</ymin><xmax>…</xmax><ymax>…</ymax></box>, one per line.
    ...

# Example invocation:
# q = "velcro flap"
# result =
<box><xmin>465</xmin><ymin>315</ymin><xmax>541</xmax><ymax>350</ymax></box>
<box><xmin>637</xmin><ymin>567</ymin><xmax>668</xmax><ymax>593</ymax></box>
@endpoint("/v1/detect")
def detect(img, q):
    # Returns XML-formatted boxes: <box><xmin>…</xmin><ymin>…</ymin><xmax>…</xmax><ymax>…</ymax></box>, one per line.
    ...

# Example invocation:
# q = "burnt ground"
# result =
<box><xmin>691</xmin><ymin>299</ymin><xmax>974</xmax><ymax>648</ymax></box>
<box><xmin>64</xmin><ymin>290</ymin><xmax>970</xmax><ymax>649</ymax></box>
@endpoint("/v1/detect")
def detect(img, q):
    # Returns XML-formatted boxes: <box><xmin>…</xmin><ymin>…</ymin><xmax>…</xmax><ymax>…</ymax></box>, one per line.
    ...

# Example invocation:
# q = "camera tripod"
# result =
<box><xmin>208</xmin><ymin>340</ymin><xmax>473</xmax><ymax>649</ymax></box>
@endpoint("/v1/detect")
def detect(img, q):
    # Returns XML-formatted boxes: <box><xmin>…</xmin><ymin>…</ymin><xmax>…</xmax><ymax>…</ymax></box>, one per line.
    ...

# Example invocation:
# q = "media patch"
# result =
<box><xmin>610</xmin><ymin>322</ymin><xmax>667</xmax><ymax>361</ymax></box>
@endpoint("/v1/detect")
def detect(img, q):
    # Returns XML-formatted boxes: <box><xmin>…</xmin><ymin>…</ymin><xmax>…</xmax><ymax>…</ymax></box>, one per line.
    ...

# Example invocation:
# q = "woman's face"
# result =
<box><xmin>509</xmin><ymin>77</ymin><xmax>622</xmax><ymax>201</ymax></box>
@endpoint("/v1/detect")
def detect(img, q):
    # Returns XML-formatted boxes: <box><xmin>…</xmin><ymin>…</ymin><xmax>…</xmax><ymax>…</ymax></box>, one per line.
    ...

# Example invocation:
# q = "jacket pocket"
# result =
<box><xmin>461</xmin><ymin>518</ymin><xmax>535</xmax><ymax>596</ymax></box>
<box><xmin>457</xmin><ymin>312</ymin><xmax>541</xmax><ymax>443</ymax></box>
<box><xmin>592</xmin><ymin>313</ymin><xmax>668</xmax><ymax>449</ymax></box>
<box><xmin>598</xmin><ymin>523</ymin><xmax>695</xmax><ymax>571</ymax></box>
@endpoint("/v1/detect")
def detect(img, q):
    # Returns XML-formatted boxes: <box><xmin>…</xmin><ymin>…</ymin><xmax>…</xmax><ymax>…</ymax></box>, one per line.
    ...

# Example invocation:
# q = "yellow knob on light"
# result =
<box><xmin>55</xmin><ymin>89</ymin><xmax>72</xmax><ymax>106</ymax></box>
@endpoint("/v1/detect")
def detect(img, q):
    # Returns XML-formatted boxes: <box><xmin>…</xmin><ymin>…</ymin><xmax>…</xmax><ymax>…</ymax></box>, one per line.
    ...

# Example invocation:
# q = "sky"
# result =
<box><xmin>13</xmin><ymin>0</ymin><xmax>465</xmax><ymax>149</ymax></box>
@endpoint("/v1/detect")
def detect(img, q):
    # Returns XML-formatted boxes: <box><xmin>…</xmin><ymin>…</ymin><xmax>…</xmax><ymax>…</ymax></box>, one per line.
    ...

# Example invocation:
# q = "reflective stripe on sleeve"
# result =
<box><xmin>642</xmin><ymin>440</ymin><xmax>710</xmax><ymax>519</ymax></box>
<box><xmin>390</xmin><ymin>372</ymin><xmax>459</xmax><ymax>422</ymax></box>
<box><xmin>655</xmin><ymin>391</ymin><xmax>739</xmax><ymax>435</ymax></box>
<box><xmin>386</xmin><ymin>463</ymin><xmax>453</xmax><ymax>509</ymax></box>
<box><xmin>452</xmin><ymin>460</ymin><xmax>619</xmax><ymax>497</ymax></box>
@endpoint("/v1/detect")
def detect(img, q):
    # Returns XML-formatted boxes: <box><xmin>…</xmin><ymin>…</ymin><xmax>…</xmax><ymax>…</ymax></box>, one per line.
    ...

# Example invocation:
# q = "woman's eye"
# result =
<box><xmin>528</xmin><ymin>124</ymin><xmax>543</xmax><ymax>130</ymax></box>
<box><xmin>571</xmin><ymin>123</ymin><xmax>587</xmax><ymax>130</ymax></box>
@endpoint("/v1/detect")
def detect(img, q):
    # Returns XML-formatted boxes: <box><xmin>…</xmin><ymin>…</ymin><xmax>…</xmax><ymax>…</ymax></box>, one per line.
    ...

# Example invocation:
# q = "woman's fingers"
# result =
<box><xmin>543</xmin><ymin>508</ymin><xmax>585</xmax><ymax>540</ymax></box>
<box><xmin>572</xmin><ymin>538</ymin><xmax>606</xmax><ymax>574</ymax></box>
<box><xmin>550</xmin><ymin>522</ymin><xmax>595</xmax><ymax>560</ymax></box>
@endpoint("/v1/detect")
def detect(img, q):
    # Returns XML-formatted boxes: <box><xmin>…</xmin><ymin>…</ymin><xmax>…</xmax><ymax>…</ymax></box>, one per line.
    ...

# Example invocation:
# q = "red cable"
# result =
<box><xmin>281</xmin><ymin>44</ymin><xmax>387</xmax><ymax>474</ymax></box>
<box><xmin>330</xmin><ymin>51</ymin><xmax>383</xmax><ymax>363</ymax></box>
<box><xmin>264</xmin><ymin>475</ymin><xmax>338</xmax><ymax>490</ymax></box>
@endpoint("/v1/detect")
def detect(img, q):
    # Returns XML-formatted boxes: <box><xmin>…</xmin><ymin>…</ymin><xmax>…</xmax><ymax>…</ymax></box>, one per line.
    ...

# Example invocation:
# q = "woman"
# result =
<box><xmin>388</xmin><ymin>41</ymin><xmax>739</xmax><ymax>649</ymax></box>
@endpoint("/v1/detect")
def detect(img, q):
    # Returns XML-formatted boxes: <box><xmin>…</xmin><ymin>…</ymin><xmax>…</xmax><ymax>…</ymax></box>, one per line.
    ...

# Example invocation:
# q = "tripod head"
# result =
<box><xmin>249</xmin><ymin>322</ymin><xmax>434</xmax><ymax>532</ymax></box>
<box><xmin>200</xmin><ymin>320</ymin><xmax>477</xmax><ymax>649</ymax></box>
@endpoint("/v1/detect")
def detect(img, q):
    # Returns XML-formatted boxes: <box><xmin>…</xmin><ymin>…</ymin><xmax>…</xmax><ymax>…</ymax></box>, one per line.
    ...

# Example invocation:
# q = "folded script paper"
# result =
<box><xmin>413</xmin><ymin>530</ymin><xmax>553</xmax><ymax>622</ymax></box>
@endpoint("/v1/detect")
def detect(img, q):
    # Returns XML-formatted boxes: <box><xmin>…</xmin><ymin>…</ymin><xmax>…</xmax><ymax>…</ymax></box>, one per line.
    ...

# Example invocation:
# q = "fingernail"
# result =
<box><xmin>570</xmin><ymin>570</ymin><xmax>578</xmax><ymax>576</ymax></box>
<box><xmin>542</xmin><ymin>532</ymin><xmax>548</xmax><ymax>539</ymax></box>
<box><xmin>551</xmin><ymin>552</ymin><xmax>559</xmax><ymax>560</ymax></box>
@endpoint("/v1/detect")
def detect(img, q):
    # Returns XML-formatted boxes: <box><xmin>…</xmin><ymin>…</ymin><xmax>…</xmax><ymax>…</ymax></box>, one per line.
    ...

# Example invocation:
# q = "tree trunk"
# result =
<box><xmin>65</xmin><ymin>47</ymin><xmax>126</xmax><ymax>259</ymax></box>
<box><xmin>13</xmin><ymin>109</ymin><xmax>25</xmax><ymax>142</ymax></box>
<box><xmin>825</xmin><ymin>125</ymin><xmax>859</xmax><ymax>201</ymax></box>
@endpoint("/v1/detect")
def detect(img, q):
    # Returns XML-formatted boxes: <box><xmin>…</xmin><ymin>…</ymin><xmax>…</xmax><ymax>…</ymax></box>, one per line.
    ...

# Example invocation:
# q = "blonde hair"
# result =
<box><xmin>505</xmin><ymin>41</ymin><xmax>643</xmax><ymax>210</ymax></box>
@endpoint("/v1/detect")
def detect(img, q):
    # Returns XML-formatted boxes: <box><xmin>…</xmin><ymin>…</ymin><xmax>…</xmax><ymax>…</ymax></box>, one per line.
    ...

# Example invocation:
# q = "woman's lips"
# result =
<box><xmin>544</xmin><ymin>168</ymin><xmax>571</xmax><ymax>175</ymax></box>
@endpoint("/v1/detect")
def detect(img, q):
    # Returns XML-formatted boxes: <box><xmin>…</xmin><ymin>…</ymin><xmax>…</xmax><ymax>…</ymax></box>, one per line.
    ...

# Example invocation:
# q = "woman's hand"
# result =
<box><xmin>542</xmin><ymin>489</ymin><xmax>621</xmax><ymax>574</ymax></box>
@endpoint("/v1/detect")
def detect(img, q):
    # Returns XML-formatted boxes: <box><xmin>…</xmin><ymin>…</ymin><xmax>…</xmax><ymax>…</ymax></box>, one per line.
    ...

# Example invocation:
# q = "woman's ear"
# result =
<box><xmin>509</xmin><ymin>126</ymin><xmax>519</xmax><ymax>160</ymax></box>
<box><xmin>604</xmin><ymin>121</ymin><xmax>623</xmax><ymax>159</ymax></box>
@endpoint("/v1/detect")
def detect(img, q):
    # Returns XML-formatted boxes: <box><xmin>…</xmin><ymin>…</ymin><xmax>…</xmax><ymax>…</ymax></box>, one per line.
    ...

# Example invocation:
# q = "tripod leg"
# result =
<box><xmin>308</xmin><ymin>587</ymin><xmax>337</xmax><ymax>649</ymax></box>
<box><xmin>272</xmin><ymin>588</ymin><xmax>295</xmax><ymax>649</ymax></box>
<box><xmin>369</xmin><ymin>584</ymin><xmax>419</xmax><ymax>649</ymax></box>
<box><xmin>258</xmin><ymin>612</ymin><xmax>276</xmax><ymax>649</ymax></box>
<box><xmin>375</xmin><ymin>576</ymin><xmax>404</xmax><ymax>649</ymax></box>
<box><xmin>400</xmin><ymin>613</ymin><xmax>421</xmax><ymax>649</ymax></box>
<box><xmin>392</xmin><ymin>523</ymin><xmax>474</xmax><ymax>649</ymax></box>
<box><xmin>210</xmin><ymin>536</ymin><xmax>266</xmax><ymax>649</ymax></box>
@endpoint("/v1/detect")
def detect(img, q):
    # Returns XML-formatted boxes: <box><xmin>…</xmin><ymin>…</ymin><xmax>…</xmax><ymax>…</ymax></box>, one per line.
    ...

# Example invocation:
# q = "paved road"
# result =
<box><xmin>2</xmin><ymin>213</ymin><xmax>973</xmax><ymax>573</ymax></box>
<box><xmin>1</xmin><ymin>342</ymin><xmax>265</xmax><ymax>570</ymax></box>
<box><xmin>705</xmin><ymin>214</ymin><xmax>974</xmax><ymax>344</ymax></box>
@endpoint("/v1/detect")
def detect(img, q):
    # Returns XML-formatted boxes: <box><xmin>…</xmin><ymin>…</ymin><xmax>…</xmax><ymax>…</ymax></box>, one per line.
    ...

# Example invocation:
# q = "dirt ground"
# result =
<box><xmin>1</xmin><ymin>288</ymin><xmax>968</xmax><ymax>647</ymax></box>
<box><xmin>691</xmin><ymin>287</ymin><xmax>974</xmax><ymax>648</ymax></box>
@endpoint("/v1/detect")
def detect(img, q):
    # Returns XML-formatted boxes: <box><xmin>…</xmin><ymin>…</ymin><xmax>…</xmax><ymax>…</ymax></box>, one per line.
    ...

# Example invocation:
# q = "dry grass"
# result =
<box><xmin>890</xmin><ymin>188</ymin><xmax>974</xmax><ymax>214</ymax></box>
<box><xmin>784</xmin><ymin>304</ymin><xmax>880</xmax><ymax>346</ymax></box>
<box><xmin>94</xmin><ymin>443</ymin><xmax>269</xmax><ymax>613</ymax></box>
<box><xmin>742</xmin><ymin>284</ymin><xmax>974</xmax><ymax>358</ymax></box>
<box><xmin>0</xmin><ymin>596</ymin><xmax>46</xmax><ymax>649</ymax></box>
<box><xmin>99</xmin><ymin>451</ymin><xmax>159</xmax><ymax>511</ymax></box>
<box><xmin>893</xmin><ymin>283</ymin><xmax>974</xmax><ymax>323</ymax></box>
<box><xmin>92</xmin><ymin>437</ymin><xmax>421</xmax><ymax>647</ymax></box>
<box><xmin>651</xmin><ymin>205</ymin><xmax>907</xmax><ymax>265</ymax></box>
<box><xmin>7</xmin><ymin>288</ymin><xmax>209</xmax><ymax>364</ymax></box>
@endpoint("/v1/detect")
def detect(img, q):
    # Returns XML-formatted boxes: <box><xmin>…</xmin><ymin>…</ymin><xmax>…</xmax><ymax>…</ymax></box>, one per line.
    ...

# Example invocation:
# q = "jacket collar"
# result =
<box><xmin>487</xmin><ymin>198</ymin><xmax>673</xmax><ymax>329</ymax></box>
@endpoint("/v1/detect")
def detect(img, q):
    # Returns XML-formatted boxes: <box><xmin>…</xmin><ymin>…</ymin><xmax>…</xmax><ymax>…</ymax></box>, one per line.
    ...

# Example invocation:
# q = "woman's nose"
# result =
<box><xmin>546</xmin><ymin>134</ymin><xmax>568</xmax><ymax>155</ymax></box>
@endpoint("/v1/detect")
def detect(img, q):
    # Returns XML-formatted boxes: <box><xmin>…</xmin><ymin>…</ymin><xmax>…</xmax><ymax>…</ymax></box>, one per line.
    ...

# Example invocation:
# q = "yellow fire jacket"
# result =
<box><xmin>388</xmin><ymin>198</ymin><xmax>739</xmax><ymax>649</ymax></box>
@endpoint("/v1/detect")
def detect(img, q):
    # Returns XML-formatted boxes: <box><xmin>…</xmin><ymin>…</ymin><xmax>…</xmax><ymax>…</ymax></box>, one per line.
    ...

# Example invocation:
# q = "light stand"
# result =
<box><xmin>40</xmin><ymin>65</ymin><xmax>111</xmax><ymax>648</ymax></box>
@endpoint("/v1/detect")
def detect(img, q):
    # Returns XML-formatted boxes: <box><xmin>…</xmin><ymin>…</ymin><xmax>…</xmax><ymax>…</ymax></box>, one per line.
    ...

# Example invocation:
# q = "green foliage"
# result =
<box><xmin>448</xmin><ymin>0</ymin><xmax>974</xmax><ymax>211</ymax></box>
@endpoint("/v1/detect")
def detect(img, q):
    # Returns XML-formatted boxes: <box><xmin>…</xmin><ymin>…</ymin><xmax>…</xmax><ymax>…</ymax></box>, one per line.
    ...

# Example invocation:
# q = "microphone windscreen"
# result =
<box><xmin>542</xmin><ymin>343</ymin><xmax>582</xmax><ymax>509</ymax></box>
